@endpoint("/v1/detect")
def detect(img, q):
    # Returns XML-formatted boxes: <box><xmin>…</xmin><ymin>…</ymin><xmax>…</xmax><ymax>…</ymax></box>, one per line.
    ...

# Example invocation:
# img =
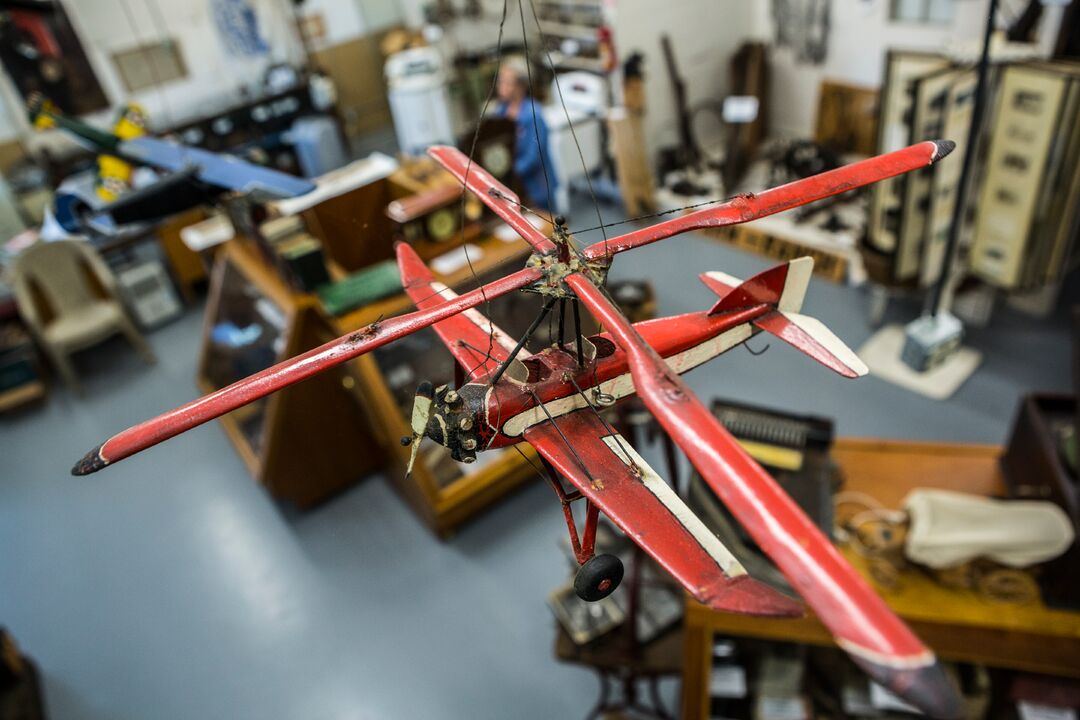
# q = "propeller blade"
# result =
<box><xmin>427</xmin><ymin>145</ymin><xmax>556</xmax><ymax>254</ymax></box>
<box><xmin>406</xmin><ymin>381</ymin><xmax>435</xmax><ymax>476</ymax></box>
<box><xmin>72</xmin><ymin>266</ymin><xmax>542</xmax><ymax>476</ymax></box>
<box><xmin>585</xmin><ymin>140</ymin><xmax>955</xmax><ymax>260</ymax></box>
<box><xmin>563</xmin><ymin>272</ymin><xmax>962</xmax><ymax>719</ymax></box>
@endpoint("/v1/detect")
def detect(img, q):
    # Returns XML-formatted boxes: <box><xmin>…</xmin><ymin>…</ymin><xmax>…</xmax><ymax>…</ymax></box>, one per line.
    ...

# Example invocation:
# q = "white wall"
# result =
<box><xmin>0</xmin><ymin>0</ymin><xmax>360</xmax><ymax>150</ymax></box>
<box><xmin>613</xmin><ymin>0</ymin><xmax>764</xmax><ymax>161</ymax></box>
<box><xmin>760</xmin><ymin>0</ymin><xmax>1065</xmax><ymax>137</ymax></box>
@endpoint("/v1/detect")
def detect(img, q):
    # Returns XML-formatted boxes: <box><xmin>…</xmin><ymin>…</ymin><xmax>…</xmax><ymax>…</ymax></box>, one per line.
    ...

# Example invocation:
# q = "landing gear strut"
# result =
<box><xmin>540</xmin><ymin>456</ymin><xmax>625</xmax><ymax>602</ymax></box>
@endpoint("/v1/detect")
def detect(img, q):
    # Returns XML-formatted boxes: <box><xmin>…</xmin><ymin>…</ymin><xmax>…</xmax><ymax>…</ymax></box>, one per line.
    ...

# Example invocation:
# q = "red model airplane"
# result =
<box><xmin>73</xmin><ymin>140</ymin><xmax>961</xmax><ymax>717</ymax></box>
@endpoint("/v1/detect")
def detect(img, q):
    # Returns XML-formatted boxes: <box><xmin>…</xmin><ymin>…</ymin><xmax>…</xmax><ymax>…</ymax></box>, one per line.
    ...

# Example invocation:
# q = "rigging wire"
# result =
<box><xmin>567</xmin><ymin>376</ymin><xmax>641</xmax><ymax>474</ymax></box>
<box><xmin>569</xmin><ymin>197</ymin><xmax>724</xmax><ymax>237</ymax></box>
<box><xmin>528</xmin><ymin>389</ymin><xmax>598</xmax><ymax>484</ymax></box>
<box><xmin>459</xmin><ymin>0</ymin><xmax>512</xmax><ymax>411</ymax></box>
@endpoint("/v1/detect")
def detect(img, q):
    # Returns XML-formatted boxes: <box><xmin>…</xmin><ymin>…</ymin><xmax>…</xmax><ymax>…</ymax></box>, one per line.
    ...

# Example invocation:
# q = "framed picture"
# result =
<box><xmin>0</xmin><ymin>4</ymin><xmax>107</xmax><ymax>115</ymax></box>
<box><xmin>867</xmin><ymin>50</ymin><xmax>949</xmax><ymax>257</ymax></box>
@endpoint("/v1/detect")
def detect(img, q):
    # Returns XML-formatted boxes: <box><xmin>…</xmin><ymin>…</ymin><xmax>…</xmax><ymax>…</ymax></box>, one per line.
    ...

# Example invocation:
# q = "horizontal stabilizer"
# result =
<box><xmin>754</xmin><ymin>310</ymin><xmax>868</xmax><ymax>378</ymax></box>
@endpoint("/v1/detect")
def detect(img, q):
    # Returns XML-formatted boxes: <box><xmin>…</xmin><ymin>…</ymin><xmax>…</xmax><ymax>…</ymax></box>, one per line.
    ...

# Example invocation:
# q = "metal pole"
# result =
<box><xmin>930</xmin><ymin>0</ymin><xmax>998</xmax><ymax>317</ymax></box>
<box><xmin>489</xmin><ymin>298</ymin><xmax>557</xmax><ymax>386</ymax></box>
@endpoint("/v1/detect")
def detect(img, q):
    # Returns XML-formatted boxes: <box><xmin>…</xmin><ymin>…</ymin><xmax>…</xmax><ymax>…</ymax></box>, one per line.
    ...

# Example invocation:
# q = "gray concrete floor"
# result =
<box><xmin>1</xmin><ymin>192</ymin><xmax>1073</xmax><ymax>719</ymax></box>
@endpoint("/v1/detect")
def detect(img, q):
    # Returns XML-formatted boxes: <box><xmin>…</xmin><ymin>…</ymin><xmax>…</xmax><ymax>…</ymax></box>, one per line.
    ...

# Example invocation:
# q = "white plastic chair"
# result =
<box><xmin>10</xmin><ymin>239</ymin><xmax>155</xmax><ymax>394</ymax></box>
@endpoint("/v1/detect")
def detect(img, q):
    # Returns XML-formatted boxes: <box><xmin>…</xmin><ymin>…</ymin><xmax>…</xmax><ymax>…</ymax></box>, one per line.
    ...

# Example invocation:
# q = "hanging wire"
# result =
<box><xmin>525</xmin><ymin>0</ymin><xmax>609</xmax><ymax>257</ymax></box>
<box><xmin>515</xmin><ymin>0</ymin><xmax>555</xmax><ymax>226</ymax></box>
<box><xmin>528</xmin><ymin>389</ymin><xmax>598</xmax><ymax>483</ymax></box>
<box><xmin>457</xmin><ymin>0</ymin><xmax>513</xmax><ymax>420</ymax></box>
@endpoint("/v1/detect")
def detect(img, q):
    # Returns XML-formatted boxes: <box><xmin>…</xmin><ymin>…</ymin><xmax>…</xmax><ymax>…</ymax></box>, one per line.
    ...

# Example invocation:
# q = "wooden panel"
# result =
<box><xmin>815</xmin><ymin>80</ymin><xmax>879</xmax><ymax>156</ymax></box>
<box><xmin>312</xmin><ymin>31</ymin><xmax>395</xmax><ymax>139</ymax></box>
<box><xmin>262</xmin><ymin>306</ymin><xmax>383</xmax><ymax>508</ymax></box>
<box><xmin>608</xmin><ymin>111</ymin><xmax>655</xmax><ymax>216</ymax></box>
<box><xmin>302</xmin><ymin>178</ymin><xmax>395</xmax><ymax>273</ymax></box>
<box><xmin>196</xmin><ymin>240</ymin><xmax>382</xmax><ymax>507</ymax></box>
<box><xmin>156</xmin><ymin>208</ymin><xmax>209</xmax><ymax>304</ymax></box>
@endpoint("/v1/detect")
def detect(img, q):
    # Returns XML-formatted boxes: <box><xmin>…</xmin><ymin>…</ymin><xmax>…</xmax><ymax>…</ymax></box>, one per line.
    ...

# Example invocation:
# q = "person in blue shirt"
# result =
<box><xmin>494</xmin><ymin>57</ymin><xmax>559</xmax><ymax>213</ymax></box>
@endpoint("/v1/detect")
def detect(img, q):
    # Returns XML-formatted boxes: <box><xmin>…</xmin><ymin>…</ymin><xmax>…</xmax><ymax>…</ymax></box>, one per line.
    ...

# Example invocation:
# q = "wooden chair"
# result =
<box><xmin>9</xmin><ymin>239</ymin><xmax>155</xmax><ymax>394</ymax></box>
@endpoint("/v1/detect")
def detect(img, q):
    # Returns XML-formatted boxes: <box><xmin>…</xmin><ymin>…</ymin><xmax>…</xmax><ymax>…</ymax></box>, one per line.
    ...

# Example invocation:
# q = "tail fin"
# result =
<box><xmin>699</xmin><ymin>257</ymin><xmax>867</xmax><ymax>378</ymax></box>
<box><xmin>704</xmin><ymin>256</ymin><xmax>812</xmax><ymax>316</ymax></box>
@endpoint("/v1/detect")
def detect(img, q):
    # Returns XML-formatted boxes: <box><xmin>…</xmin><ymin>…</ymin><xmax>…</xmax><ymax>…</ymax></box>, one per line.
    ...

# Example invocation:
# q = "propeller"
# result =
<box><xmin>402</xmin><ymin>381</ymin><xmax>435</xmax><ymax>477</ymax></box>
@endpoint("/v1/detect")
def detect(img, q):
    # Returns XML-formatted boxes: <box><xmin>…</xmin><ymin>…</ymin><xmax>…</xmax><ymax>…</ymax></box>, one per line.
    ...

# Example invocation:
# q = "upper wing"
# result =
<box><xmin>395</xmin><ymin>242</ymin><xmax>524</xmax><ymax>381</ymax></box>
<box><xmin>119</xmin><ymin>137</ymin><xmax>316</xmax><ymax>199</ymax></box>
<box><xmin>427</xmin><ymin>145</ymin><xmax>555</xmax><ymax>254</ymax></box>
<box><xmin>523</xmin><ymin>409</ymin><xmax>802</xmax><ymax>617</ymax></box>
<box><xmin>72</xmin><ymin>264</ymin><xmax>543</xmax><ymax>475</ymax></box>
<box><xmin>584</xmin><ymin>140</ymin><xmax>955</xmax><ymax>261</ymax></box>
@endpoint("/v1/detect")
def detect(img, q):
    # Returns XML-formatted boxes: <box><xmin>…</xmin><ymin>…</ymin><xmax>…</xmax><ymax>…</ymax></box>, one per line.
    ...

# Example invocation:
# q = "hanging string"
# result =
<box><xmin>525</xmin><ymin>0</ymin><xmax>609</xmax><ymax>257</ymax></box>
<box><xmin>516</xmin><ymin>0</ymin><xmax>556</xmax><ymax>226</ymax></box>
<box><xmin>459</xmin><ymin>0</ymin><xmax>512</xmax><ymax>411</ymax></box>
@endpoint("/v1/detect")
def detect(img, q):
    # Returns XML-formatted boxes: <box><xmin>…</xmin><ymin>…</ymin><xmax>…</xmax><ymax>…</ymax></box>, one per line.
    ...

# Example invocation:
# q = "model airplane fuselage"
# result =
<box><xmin>27</xmin><ymin>95</ymin><xmax>315</xmax><ymax>232</ymax></box>
<box><xmin>407</xmin><ymin>263</ymin><xmax>840</xmax><ymax>461</ymax></box>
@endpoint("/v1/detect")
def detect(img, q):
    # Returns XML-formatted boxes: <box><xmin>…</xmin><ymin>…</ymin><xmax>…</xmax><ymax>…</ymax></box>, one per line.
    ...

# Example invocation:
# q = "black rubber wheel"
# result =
<box><xmin>573</xmin><ymin>553</ymin><xmax>624</xmax><ymax>602</ymax></box>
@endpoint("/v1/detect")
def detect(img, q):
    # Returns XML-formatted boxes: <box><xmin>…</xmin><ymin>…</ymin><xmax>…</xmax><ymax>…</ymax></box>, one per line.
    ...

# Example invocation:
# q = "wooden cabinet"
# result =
<box><xmin>330</xmin><ymin>233</ymin><xmax>546</xmax><ymax>537</ymax></box>
<box><xmin>197</xmin><ymin>240</ymin><xmax>382</xmax><ymax>508</ymax></box>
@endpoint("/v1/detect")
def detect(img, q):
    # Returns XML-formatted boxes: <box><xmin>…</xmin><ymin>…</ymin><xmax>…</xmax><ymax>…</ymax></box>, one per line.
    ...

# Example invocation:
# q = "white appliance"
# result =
<box><xmin>385</xmin><ymin>47</ymin><xmax>456</xmax><ymax>155</ymax></box>
<box><xmin>544</xmin><ymin>72</ymin><xmax>607</xmax><ymax>215</ymax></box>
<box><xmin>116</xmin><ymin>260</ymin><xmax>182</xmax><ymax>329</ymax></box>
<box><xmin>289</xmin><ymin>116</ymin><xmax>348</xmax><ymax>177</ymax></box>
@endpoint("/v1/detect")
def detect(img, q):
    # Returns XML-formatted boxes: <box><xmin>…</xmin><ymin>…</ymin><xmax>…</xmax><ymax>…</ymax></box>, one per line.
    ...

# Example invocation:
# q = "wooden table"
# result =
<box><xmin>680</xmin><ymin>438</ymin><xmax>1080</xmax><ymax>719</ymax></box>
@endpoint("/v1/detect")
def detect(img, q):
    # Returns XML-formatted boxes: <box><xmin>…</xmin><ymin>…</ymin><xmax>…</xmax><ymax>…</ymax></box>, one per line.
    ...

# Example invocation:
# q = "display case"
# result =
<box><xmin>342</xmin><ymin>259</ymin><xmax>591</xmax><ymax>537</ymax></box>
<box><xmin>197</xmin><ymin>240</ymin><xmax>382</xmax><ymax>508</ymax></box>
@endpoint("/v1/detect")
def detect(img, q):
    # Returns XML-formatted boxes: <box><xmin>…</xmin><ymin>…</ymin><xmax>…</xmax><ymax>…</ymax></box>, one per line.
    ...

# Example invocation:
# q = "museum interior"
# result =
<box><xmin>1</xmin><ymin>0</ymin><xmax>1079</xmax><ymax>718</ymax></box>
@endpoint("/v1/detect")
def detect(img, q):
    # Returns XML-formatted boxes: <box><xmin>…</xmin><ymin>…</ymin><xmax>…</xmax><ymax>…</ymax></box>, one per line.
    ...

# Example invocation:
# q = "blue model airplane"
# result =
<box><xmin>28</xmin><ymin>95</ymin><xmax>316</xmax><ymax>233</ymax></box>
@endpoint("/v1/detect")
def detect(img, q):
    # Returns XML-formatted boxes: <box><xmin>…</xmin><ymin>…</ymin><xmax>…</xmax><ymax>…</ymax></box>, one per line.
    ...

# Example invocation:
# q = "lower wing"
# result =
<box><xmin>396</xmin><ymin>242</ymin><xmax>524</xmax><ymax>381</ymax></box>
<box><xmin>523</xmin><ymin>408</ymin><xmax>802</xmax><ymax>617</ymax></box>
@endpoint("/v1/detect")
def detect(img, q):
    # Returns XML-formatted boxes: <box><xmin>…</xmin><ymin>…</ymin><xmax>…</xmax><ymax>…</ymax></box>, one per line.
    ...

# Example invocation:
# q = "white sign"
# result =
<box><xmin>723</xmin><ymin>96</ymin><xmax>760</xmax><ymax>124</ymax></box>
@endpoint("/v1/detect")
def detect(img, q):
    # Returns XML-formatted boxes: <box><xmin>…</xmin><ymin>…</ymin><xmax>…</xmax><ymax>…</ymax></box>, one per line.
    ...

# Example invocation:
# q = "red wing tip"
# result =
<box><xmin>852</xmin><ymin>656</ymin><xmax>964</xmax><ymax>719</ymax></box>
<box><xmin>931</xmin><ymin>139</ymin><xmax>956</xmax><ymax>163</ymax></box>
<box><xmin>703</xmin><ymin>575</ymin><xmax>804</xmax><ymax>618</ymax></box>
<box><xmin>72</xmin><ymin>444</ymin><xmax>109</xmax><ymax>476</ymax></box>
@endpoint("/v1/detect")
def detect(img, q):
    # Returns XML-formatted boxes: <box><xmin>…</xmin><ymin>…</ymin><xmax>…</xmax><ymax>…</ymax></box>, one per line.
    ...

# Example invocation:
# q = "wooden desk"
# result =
<box><xmin>681</xmin><ymin>438</ymin><xmax>1080</xmax><ymax>720</ymax></box>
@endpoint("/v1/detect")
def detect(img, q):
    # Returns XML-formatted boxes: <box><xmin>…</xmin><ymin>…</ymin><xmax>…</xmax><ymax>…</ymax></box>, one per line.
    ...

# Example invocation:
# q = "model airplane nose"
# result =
<box><xmin>852</xmin><ymin>655</ymin><xmax>964</xmax><ymax>719</ymax></box>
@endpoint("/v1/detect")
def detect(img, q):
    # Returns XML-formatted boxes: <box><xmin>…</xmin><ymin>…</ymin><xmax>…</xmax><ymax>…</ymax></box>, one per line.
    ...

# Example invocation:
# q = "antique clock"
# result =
<box><xmin>385</xmin><ymin>184</ymin><xmax>486</xmax><ymax>253</ymax></box>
